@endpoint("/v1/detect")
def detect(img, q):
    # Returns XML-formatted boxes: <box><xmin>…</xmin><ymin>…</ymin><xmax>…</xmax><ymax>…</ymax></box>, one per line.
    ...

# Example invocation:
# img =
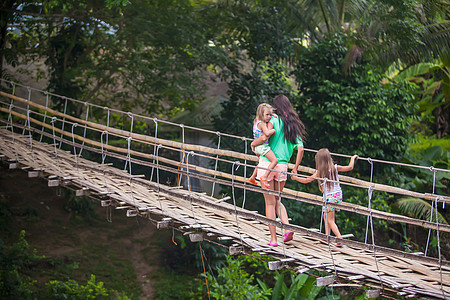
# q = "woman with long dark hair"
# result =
<box><xmin>251</xmin><ymin>94</ymin><xmax>307</xmax><ymax>246</ymax></box>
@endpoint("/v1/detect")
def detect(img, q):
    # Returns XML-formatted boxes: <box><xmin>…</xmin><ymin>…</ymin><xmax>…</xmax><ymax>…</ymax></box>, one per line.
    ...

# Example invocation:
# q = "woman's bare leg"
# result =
<box><xmin>264</xmin><ymin>183</ymin><xmax>278</xmax><ymax>244</ymax></box>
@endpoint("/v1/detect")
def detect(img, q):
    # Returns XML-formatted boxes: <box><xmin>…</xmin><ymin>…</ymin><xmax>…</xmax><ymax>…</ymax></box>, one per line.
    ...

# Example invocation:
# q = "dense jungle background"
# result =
<box><xmin>0</xmin><ymin>0</ymin><xmax>449</xmax><ymax>299</ymax></box>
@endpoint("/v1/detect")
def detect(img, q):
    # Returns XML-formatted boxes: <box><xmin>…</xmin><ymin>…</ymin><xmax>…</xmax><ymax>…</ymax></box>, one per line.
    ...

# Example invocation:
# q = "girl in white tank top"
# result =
<box><xmin>291</xmin><ymin>148</ymin><xmax>358</xmax><ymax>247</ymax></box>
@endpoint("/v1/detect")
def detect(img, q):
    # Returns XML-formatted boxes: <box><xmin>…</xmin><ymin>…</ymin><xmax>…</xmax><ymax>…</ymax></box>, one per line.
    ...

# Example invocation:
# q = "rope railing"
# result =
<box><xmin>1</xmin><ymin>79</ymin><xmax>449</xmax><ymax>173</ymax></box>
<box><xmin>0</xmin><ymin>91</ymin><xmax>448</xmax><ymax>205</ymax></box>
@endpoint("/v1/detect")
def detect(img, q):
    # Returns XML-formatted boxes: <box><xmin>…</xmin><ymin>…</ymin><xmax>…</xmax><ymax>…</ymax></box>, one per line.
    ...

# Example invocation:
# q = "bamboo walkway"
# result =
<box><xmin>0</xmin><ymin>87</ymin><xmax>449</xmax><ymax>299</ymax></box>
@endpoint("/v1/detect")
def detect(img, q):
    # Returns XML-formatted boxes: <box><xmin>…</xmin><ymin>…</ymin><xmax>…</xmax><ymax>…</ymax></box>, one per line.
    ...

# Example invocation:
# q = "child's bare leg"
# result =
<box><xmin>249</xmin><ymin>167</ymin><xmax>257</xmax><ymax>180</ymax></box>
<box><xmin>262</xmin><ymin>150</ymin><xmax>278</xmax><ymax>180</ymax></box>
<box><xmin>323</xmin><ymin>211</ymin><xmax>331</xmax><ymax>235</ymax></box>
<box><xmin>327</xmin><ymin>211</ymin><xmax>342</xmax><ymax>238</ymax></box>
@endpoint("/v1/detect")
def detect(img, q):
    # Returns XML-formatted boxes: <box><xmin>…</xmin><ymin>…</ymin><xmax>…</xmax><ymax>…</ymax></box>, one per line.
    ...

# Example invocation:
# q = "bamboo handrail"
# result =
<box><xmin>2</xmin><ymin>109</ymin><xmax>450</xmax><ymax>234</ymax></box>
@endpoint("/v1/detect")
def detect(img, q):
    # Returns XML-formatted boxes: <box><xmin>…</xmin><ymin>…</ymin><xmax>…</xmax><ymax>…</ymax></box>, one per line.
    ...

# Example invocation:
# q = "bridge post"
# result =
<box><xmin>316</xmin><ymin>275</ymin><xmax>335</xmax><ymax>286</ymax></box>
<box><xmin>28</xmin><ymin>168</ymin><xmax>44</xmax><ymax>178</ymax></box>
<box><xmin>157</xmin><ymin>218</ymin><xmax>172</xmax><ymax>229</ymax></box>
<box><xmin>229</xmin><ymin>245</ymin><xmax>243</xmax><ymax>256</ymax></box>
<box><xmin>76</xmin><ymin>187</ymin><xmax>90</xmax><ymax>197</ymax></box>
<box><xmin>189</xmin><ymin>232</ymin><xmax>204</xmax><ymax>242</ymax></box>
<box><xmin>366</xmin><ymin>289</ymin><xmax>380</xmax><ymax>298</ymax></box>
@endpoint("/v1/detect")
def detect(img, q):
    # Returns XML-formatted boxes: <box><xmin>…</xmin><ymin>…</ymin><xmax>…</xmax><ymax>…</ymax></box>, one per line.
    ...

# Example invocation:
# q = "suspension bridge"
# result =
<box><xmin>0</xmin><ymin>80</ymin><xmax>449</xmax><ymax>299</ymax></box>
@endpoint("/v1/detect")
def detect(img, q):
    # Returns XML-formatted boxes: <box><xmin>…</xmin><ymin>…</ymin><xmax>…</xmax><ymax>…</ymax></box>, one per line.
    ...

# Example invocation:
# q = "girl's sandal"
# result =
<box><xmin>260</xmin><ymin>178</ymin><xmax>270</xmax><ymax>188</ymax></box>
<box><xmin>248</xmin><ymin>177</ymin><xmax>258</xmax><ymax>186</ymax></box>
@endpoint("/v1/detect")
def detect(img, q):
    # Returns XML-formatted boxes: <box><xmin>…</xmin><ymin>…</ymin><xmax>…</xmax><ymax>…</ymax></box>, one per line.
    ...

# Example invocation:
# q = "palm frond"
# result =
<box><xmin>397</xmin><ymin>197</ymin><xmax>448</xmax><ymax>225</ymax></box>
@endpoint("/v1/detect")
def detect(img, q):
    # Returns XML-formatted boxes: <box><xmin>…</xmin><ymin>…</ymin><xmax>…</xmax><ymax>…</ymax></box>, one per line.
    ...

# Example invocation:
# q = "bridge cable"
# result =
<box><xmin>77</xmin><ymin>102</ymin><xmax>90</xmax><ymax>157</ymax></box>
<box><xmin>58</xmin><ymin>97</ymin><xmax>68</xmax><ymax>149</ymax></box>
<box><xmin>365</xmin><ymin>157</ymin><xmax>374</xmax><ymax>244</ymax></box>
<box><xmin>211</xmin><ymin>132</ymin><xmax>221</xmax><ymax>197</ymax></box>
<box><xmin>425</xmin><ymin>166</ymin><xmax>437</xmax><ymax>256</ymax></box>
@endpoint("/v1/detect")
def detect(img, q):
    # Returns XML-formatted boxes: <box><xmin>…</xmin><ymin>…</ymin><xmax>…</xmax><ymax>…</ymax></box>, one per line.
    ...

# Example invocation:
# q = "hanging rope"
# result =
<box><xmin>211</xmin><ymin>131</ymin><xmax>221</xmax><ymax>197</ymax></box>
<box><xmin>199</xmin><ymin>243</ymin><xmax>211</xmax><ymax>300</ymax></box>
<box><xmin>100</xmin><ymin>130</ymin><xmax>112</xmax><ymax>223</ymax></box>
<box><xmin>365</xmin><ymin>157</ymin><xmax>374</xmax><ymax>244</ymax></box>
<box><xmin>123</xmin><ymin>112</ymin><xmax>134</xmax><ymax>172</ymax></box>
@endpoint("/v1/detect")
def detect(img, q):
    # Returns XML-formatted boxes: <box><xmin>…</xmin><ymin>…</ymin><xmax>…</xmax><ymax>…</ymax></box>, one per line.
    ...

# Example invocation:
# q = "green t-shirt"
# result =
<box><xmin>261</xmin><ymin>115</ymin><xmax>303</xmax><ymax>164</ymax></box>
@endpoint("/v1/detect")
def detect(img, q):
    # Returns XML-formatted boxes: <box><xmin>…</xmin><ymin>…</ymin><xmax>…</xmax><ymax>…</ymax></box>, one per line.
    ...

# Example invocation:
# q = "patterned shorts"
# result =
<box><xmin>323</xmin><ymin>190</ymin><xmax>343</xmax><ymax>213</ymax></box>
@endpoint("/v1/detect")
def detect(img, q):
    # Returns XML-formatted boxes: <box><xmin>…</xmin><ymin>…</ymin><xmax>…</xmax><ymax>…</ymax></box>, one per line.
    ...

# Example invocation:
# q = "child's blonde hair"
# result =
<box><xmin>315</xmin><ymin>148</ymin><xmax>337</xmax><ymax>192</ymax></box>
<box><xmin>254</xmin><ymin>103</ymin><xmax>273</xmax><ymax>123</ymax></box>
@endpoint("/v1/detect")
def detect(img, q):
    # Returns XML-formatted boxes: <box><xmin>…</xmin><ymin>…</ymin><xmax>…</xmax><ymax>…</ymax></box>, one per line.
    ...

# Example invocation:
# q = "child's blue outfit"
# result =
<box><xmin>323</xmin><ymin>164</ymin><xmax>343</xmax><ymax>212</ymax></box>
<box><xmin>253</xmin><ymin>121</ymin><xmax>271</xmax><ymax>156</ymax></box>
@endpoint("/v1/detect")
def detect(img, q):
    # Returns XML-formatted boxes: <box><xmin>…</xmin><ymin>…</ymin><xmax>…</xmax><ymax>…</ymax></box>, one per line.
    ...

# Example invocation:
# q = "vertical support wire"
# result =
<box><xmin>22</xmin><ymin>87</ymin><xmax>31</xmax><ymax>135</ymax></box>
<box><xmin>39</xmin><ymin>92</ymin><xmax>49</xmax><ymax>142</ymax></box>
<box><xmin>126</xmin><ymin>136</ymin><xmax>137</xmax><ymax>210</ymax></box>
<box><xmin>78</xmin><ymin>102</ymin><xmax>90</xmax><ymax>157</ymax></box>
<box><xmin>6</xmin><ymin>81</ymin><xmax>15</xmax><ymax>131</ymax></box>
<box><xmin>186</xmin><ymin>151</ymin><xmax>198</xmax><ymax>225</ymax></box>
<box><xmin>7</xmin><ymin>103</ymin><xmax>19</xmax><ymax>162</ymax></box>
<box><xmin>425</xmin><ymin>166</ymin><xmax>437</xmax><ymax>257</ymax></box>
<box><xmin>100</xmin><ymin>130</ymin><xmax>112</xmax><ymax>223</ymax></box>
<box><xmin>211</xmin><ymin>132</ymin><xmax>221</xmax><ymax>196</ymax></box>
<box><xmin>433</xmin><ymin>197</ymin><xmax>446</xmax><ymax>299</ymax></box>
<box><xmin>155</xmin><ymin>144</ymin><xmax>164</xmax><ymax>213</ymax></box>
<box><xmin>242</xmin><ymin>138</ymin><xmax>248</xmax><ymax>209</ymax></box>
<box><xmin>177</xmin><ymin>124</ymin><xmax>186</xmax><ymax>187</ymax></box>
<box><xmin>150</xmin><ymin>118</ymin><xmax>158</xmax><ymax>182</ymax></box>
<box><xmin>365</xmin><ymin>157</ymin><xmax>374</xmax><ymax>244</ymax></box>
<box><xmin>368</xmin><ymin>186</ymin><xmax>384</xmax><ymax>292</ymax></box>
<box><xmin>58</xmin><ymin>97</ymin><xmax>68</xmax><ymax>149</ymax></box>
<box><xmin>231</xmin><ymin>161</ymin><xmax>244</xmax><ymax>248</ymax></box>
<box><xmin>71</xmin><ymin>123</ymin><xmax>80</xmax><ymax>174</ymax></box>
<box><xmin>50</xmin><ymin>117</ymin><xmax>62</xmax><ymax>177</ymax></box>
<box><xmin>123</xmin><ymin>112</ymin><xmax>134</xmax><ymax>171</ymax></box>
<box><xmin>319</xmin><ymin>179</ymin><xmax>328</xmax><ymax>234</ymax></box>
